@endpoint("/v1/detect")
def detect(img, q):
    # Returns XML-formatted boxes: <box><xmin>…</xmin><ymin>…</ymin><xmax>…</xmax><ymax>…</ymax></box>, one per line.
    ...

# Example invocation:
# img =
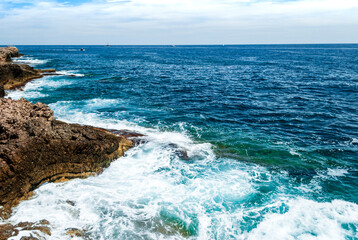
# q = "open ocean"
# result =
<box><xmin>5</xmin><ymin>45</ymin><xmax>358</xmax><ymax>239</ymax></box>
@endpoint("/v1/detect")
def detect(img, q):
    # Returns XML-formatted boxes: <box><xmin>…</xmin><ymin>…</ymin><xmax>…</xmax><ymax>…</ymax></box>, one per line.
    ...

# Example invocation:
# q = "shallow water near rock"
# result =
<box><xmin>3</xmin><ymin>45</ymin><xmax>358</xmax><ymax>239</ymax></box>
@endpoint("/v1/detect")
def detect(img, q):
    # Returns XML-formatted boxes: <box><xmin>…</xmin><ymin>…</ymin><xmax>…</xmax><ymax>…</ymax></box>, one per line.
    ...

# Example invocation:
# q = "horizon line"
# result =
<box><xmin>2</xmin><ymin>43</ymin><xmax>358</xmax><ymax>46</ymax></box>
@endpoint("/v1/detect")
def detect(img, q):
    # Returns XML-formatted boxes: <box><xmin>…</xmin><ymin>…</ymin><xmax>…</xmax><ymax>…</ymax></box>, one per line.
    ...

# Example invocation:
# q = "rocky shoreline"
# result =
<box><xmin>0</xmin><ymin>47</ymin><xmax>56</xmax><ymax>92</ymax></box>
<box><xmin>0</xmin><ymin>47</ymin><xmax>138</xmax><ymax>239</ymax></box>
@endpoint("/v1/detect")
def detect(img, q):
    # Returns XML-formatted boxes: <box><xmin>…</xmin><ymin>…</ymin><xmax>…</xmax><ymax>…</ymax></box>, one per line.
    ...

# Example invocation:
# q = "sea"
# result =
<box><xmin>3</xmin><ymin>45</ymin><xmax>358</xmax><ymax>239</ymax></box>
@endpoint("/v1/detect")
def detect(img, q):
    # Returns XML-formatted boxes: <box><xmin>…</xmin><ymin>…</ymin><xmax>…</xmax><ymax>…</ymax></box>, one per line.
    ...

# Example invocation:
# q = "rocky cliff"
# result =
<box><xmin>0</xmin><ymin>46</ymin><xmax>21</xmax><ymax>62</ymax></box>
<box><xmin>0</xmin><ymin>98</ymin><xmax>134</xmax><ymax>219</ymax></box>
<box><xmin>0</xmin><ymin>46</ymin><xmax>53</xmax><ymax>90</ymax></box>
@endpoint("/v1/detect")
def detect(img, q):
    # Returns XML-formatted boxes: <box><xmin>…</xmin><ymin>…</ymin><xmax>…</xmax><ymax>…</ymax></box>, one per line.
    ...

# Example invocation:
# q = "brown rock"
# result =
<box><xmin>66</xmin><ymin>228</ymin><xmax>86</xmax><ymax>238</ymax></box>
<box><xmin>0</xmin><ymin>46</ymin><xmax>20</xmax><ymax>62</ymax></box>
<box><xmin>0</xmin><ymin>223</ymin><xmax>20</xmax><ymax>239</ymax></box>
<box><xmin>0</xmin><ymin>63</ymin><xmax>41</xmax><ymax>89</ymax></box>
<box><xmin>37</xmin><ymin>69</ymin><xmax>56</xmax><ymax>73</ymax></box>
<box><xmin>110</xmin><ymin>129</ymin><xmax>146</xmax><ymax>146</ymax></box>
<box><xmin>0</xmin><ymin>219</ymin><xmax>50</xmax><ymax>239</ymax></box>
<box><xmin>0</xmin><ymin>47</ymin><xmax>54</xmax><ymax>90</ymax></box>
<box><xmin>0</xmin><ymin>98</ymin><xmax>133</xmax><ymax>219</ymax></box>
<box><xmin>20</xmin><ymin>236</ymin><xmax>39</xmax><ymax>240</ymax></box>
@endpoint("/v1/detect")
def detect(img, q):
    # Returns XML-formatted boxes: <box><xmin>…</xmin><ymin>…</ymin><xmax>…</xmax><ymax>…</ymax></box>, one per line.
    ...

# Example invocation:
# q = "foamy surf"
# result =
<box><xmin>56</xmin><ymin>70</ymin><xmax>84</xmax><ymax>77</ymax></box>
<box><xmin>12</xmin><ymin>56</ymin><xmax>48</xmax><ymax>66</ymax></box>
<box><xmin>5</xmin><ymin>139</ymin><xmax>358</xmax><ymax>239</ymax></box>
<box><xmin>1</xmin><ymin>97</ymin><xmax>356</xmax><ymax>239</ymax></box>
<box><xmin>6</xmin><ymin>77</ymin><xmax>72</xmax><ymax>100</ymax></box>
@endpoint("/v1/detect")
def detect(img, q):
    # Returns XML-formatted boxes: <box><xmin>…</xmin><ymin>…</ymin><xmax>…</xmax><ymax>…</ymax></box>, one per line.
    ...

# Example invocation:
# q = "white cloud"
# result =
<box><xmin>1</xmin><ymin>0</ymin><xmax>358</xmax><ymax>44</ymax></box>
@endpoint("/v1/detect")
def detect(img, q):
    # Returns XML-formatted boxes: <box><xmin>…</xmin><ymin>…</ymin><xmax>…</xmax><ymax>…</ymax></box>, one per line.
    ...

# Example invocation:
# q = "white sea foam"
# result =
<box><xmin>289</xmin><ymin>148</ymin><xmax>301</xmax><ymax>156</ymax></box>
<box><xmin>245</xmin><ymin>198</ymin><xmax>358</xmax><ymax>240</ymax></box>
<box><xmin>56</xmin><ymin>70</ymin><xmax>84</xmax><ymax>77</ymax></box>
<box><xmin>6</xmin><ymin>142</ymin><xmax>256</xmax><ymax>239</ymax></box>
<box><xmin>327</xmin><ymin>168</ymin><xmax>349</xmax><ymax>177</ymax></box>
<box><xmin>13</xmin><ymin>56</ymin><xmax>48</xmax><ymax>66</ymax></box>
<box><xmin>6</xmin><ymin>141</ymin><xmax>358</xmax><ymax>240</ymax></box>
<box><xmin>6</xmin><ymin>77</ymin><xmax>72</xmax><ymax>100</ymax></box>
<box><xmin>7</xmin><ymin>90</ymin><xmax>48</xmax><ymax>100</ymax></box>
<box><xmin>84</xmin><ymin>98</ymin><xmax>124</xmax><ymax>108</ymax></box>
<box><xmin>239</xmin><ymin>57</ymin><xmax>258</xmax><ymax>62</ymax></box>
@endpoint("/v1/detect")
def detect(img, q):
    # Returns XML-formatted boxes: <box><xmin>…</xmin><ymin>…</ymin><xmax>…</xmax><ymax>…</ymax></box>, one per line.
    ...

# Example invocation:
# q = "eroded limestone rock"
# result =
<box><xmin>0</xmin><ymin>98</ymin><xmax>133</xmax><ymax>219</ymax></box>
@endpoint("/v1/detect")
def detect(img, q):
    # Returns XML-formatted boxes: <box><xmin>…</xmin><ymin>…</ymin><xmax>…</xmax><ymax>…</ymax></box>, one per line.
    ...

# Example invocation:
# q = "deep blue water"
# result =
<box><xmin>4</xmin><ymin>45</ymin><xmax>358</xmax><ymax>239</ymax></box>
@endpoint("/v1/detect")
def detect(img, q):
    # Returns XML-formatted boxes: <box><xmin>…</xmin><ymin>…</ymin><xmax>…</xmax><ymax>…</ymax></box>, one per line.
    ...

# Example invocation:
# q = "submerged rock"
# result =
<box><xmin>0</xmin><ymin>98</ymin><xmax>133</xmax><ymax>219</ymax></box>
<box><xmin>168</xmin><ymin>143</ymin><xmax>189</xmax><ymax>160</ymax></box>
<box><xmin>110</xmin><ymin>129</ymin><xmax>146</xmax><ymax>146</ymax></box>
<box><xmin>65</xmin><ymin>228</ymin><xmax>88</xmax><ymax>238</ymax></box>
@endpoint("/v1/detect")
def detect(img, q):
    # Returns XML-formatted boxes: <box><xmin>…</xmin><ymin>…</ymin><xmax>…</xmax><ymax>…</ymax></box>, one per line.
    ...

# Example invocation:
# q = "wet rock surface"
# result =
<box><xmin>65</xmin><ymin>228</ymin><xmax>90</xmax><ymax>239</ymax></box>
<box><xmin>168</xmin><ymin>143</ymin><xmax>189</xmax><ymax>160</ymax></box>
<box><xmin>0</xmin><ymin>219</ymin><xmax>50</xmax><ymax>240</ymax></box>
<box><xmin>110</xmin><ymin>129</ymin><xmax>146</xmax><ymax>146</ymax></box>
<box><xmin>0</xmin><ymin>98</ymin><xmax>134</xmax><ymax>219</ymax></box>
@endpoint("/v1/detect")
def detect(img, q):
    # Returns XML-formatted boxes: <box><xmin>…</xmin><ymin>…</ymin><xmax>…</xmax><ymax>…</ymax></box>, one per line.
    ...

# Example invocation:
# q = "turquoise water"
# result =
<box><xmin>4</xmin><ymin>45</ymin><xmax>358</xmax><ymax>239</ymax></box>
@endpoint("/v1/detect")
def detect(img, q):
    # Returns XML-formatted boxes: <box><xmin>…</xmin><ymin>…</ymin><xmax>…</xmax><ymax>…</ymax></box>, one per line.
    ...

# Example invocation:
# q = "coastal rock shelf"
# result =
<box><xmin>0</xmin><ymin>46</ymin><xmax>21</xmax><ymax>62</ymax></box>
<box><xmin>0</xmin><ymin>46</ymin><xmax>55</xmax><ymax>91</ymax></box>
<box><xmin>0</xmin><ymin>98</ymin><xmax>134</xmax><ymax>219</ymax></box>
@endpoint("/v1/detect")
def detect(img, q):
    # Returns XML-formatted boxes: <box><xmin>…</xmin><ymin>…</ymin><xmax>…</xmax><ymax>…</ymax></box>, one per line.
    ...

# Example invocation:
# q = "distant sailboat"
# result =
<box><xmin>171</xmin><ymin>44</ymin><xmax>176</xmax><ymax>47</ymax></box>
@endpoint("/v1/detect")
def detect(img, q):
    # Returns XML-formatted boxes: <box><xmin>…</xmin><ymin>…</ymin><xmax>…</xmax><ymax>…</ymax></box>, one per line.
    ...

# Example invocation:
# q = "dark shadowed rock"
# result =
<box><xmin>38</xmin><ymin>69</ymin><xmax>56</xmax><ymax>73</ymax></box>
<box><xmin>0</xmin><ymin>84</ymin><xmax>4</xmax><ymax>98</ymax></box>
<box><xmin>0</xmin><ymin>98</ymin><xmax>133</xmax><ymax>219</ymax></box>
<box><xmin>0</xmin><ymin>63</ymin><xmax>41</xmax><ymax>89</ymax></box>
<box><xmin>168</xmin><ymin>143</ymin><xmax>189</xmax><ymax>160</ymax></box>
<box><xmin>110</xmin><ymin>129</ymin><xmax>147</xmax><ymax>146</ymax></box>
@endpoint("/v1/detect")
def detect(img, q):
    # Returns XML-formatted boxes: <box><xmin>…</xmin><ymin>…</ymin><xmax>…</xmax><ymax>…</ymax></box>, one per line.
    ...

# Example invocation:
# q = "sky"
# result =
<box><xmin>0</xmin><ymin>0</ymin><xmax>358</xmax><ymax>45</ymax></box>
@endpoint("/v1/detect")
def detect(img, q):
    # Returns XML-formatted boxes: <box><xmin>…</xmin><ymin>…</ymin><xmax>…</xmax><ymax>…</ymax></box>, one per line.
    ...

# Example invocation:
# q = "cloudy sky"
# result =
<box><xmin>0</xmin><ymin>0</ymin><xmax>358</xmax><ymax>45</ymax></box>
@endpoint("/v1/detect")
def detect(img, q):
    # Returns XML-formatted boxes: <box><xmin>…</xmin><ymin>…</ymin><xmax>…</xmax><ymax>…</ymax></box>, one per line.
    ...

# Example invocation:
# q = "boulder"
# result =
<box><xmin>0</xmin><ymin>46</ymin><xmax>20</xmax><ymax>62</ymax></box>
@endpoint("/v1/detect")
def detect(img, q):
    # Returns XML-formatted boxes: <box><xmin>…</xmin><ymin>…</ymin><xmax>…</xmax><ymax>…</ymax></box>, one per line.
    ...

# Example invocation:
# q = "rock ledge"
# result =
<box><xmin>0</xmin><ymin>98</ymin><xmax>133</xmax><ymax>219</ymax></box>
<box><xmin>0</xmin><ymin>46</ymin><xmax>54</xmax><ymax>91</ymax></box>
